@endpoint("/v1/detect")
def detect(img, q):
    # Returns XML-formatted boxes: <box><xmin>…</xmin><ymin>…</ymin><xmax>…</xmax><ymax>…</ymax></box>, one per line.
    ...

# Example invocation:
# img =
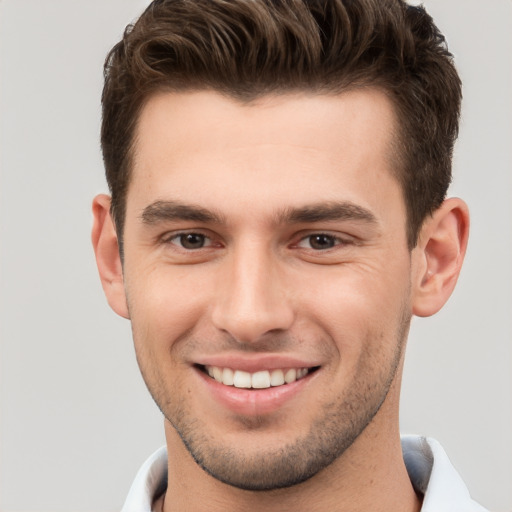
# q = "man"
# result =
<box><xmin>91</xmin><ymin>0</ymin><xmax>487</xmax><ymax>510</ymax></box>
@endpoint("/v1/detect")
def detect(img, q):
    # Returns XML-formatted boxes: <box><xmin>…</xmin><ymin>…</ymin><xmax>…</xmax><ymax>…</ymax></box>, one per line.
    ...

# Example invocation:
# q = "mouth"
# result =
<box><xmin>198</xmin><ymin>364</ymin><xmax>320</xmax><ymax>389</ymax></box>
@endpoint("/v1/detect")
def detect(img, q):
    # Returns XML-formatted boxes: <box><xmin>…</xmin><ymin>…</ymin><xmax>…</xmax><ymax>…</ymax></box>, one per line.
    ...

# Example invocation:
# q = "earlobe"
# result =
<box><xmin>91</xmin><ymin>194</ymin><xmax>130</xmax><ymax>319</ymax></box>
<box><xmin>412</xmin><ymin>198</ymin><xmax>469</xmax><ymax>317</ymax></box>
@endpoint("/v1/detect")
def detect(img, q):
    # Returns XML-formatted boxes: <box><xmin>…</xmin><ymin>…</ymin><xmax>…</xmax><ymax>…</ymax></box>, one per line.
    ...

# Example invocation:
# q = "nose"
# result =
<box><xmin>211</xmin><ymin>244</ymin><xmax>295</xmax><ymax>344</ymax></box>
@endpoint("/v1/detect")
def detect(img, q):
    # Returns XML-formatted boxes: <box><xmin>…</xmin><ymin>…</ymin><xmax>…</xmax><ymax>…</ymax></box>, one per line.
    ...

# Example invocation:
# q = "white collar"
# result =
<box><xmin>121</xmin><ymin>436</ymin><xmax>488</xmax><ymax>512</ymax></box>
<box><xmin>401</xmin><ymin>436</ymin><xmax>488</xmax><ymax>512</ymax></box>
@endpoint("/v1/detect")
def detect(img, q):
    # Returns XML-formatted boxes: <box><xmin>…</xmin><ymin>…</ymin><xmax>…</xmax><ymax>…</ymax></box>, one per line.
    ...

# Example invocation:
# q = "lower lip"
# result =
<box><xmin>196</xmin><ymin>368</ymin><xmax>317</xmax><ymax>416</ymax></box>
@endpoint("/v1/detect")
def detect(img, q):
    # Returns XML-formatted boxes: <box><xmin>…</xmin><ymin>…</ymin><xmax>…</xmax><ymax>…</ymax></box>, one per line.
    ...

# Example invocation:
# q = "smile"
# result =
<box><xmin>203</xmin><ymin>365</ymin><xmax>316</xmax><ymax>389</ymax></box>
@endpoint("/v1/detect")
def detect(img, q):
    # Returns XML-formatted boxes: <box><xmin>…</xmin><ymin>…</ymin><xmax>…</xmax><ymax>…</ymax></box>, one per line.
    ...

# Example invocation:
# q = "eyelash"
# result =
<box><xmin>295</xmin><ymin>233</ymin><xmax>350</xmax><ymax>251</ymax></box>
<box><xmin>162</xmin><ymin>231</ymin><xmax>215</xmax><ymax>250</ymax></box>
<box><xmin>161</xmin><ymin>231</ymin><xmax>352</xmax><ymax>252</ymax></box>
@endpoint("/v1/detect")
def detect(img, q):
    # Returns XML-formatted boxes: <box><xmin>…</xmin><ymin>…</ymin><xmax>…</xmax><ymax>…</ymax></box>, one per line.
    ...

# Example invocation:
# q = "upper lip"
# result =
<box><xmin>193</xmin><ymin>353</ymin><xmax>322</xmax><ymax>373</ymax></box>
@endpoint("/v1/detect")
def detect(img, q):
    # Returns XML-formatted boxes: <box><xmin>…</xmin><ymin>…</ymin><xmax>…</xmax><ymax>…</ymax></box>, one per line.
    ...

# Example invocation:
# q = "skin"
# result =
<box><xmin>92</xmin><ymin>89</ymin><xmax>469</xmax><ymax>512</ymax></box>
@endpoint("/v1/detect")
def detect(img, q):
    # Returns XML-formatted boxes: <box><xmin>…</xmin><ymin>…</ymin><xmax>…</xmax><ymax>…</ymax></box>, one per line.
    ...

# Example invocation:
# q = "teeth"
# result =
<box><xmin>204</xmin><ymin>366</ymin><xmax>311</xmax><ymax>389</ymax></box>
<box><xmin>270</xmin><ymin>369</ymin><xmax>285</xmax><ymax>386</ymax></box>
<box><xmin>251</xmin><ymin>370</ymin><xmax>271</xmax><ymax>389</ymax></box>
<box><xmin>233</xmin><ymin>370</ymin><xmax>252</xmax><ymax>388</ymax></box>
<box><xmin>284</xmin><ymin>368</ymin><xmax>296</xmax><ymax>383</ymax></box>
<box><xmin>213</xmin><ymin>366</ymin><xmax>223</xmax><ymax>383</ymax></box>
<box><xmin>222</xmin><ymin>367</ymin><xmax>234</xmax><ymax>386</ymax></box>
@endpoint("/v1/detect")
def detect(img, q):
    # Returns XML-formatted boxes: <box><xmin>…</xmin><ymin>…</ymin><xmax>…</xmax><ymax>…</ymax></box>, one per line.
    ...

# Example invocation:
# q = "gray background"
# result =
<box><xmin>0</xmin><ymin>1</ymin><xmax>510</xmax><ymax>510</ymax></box>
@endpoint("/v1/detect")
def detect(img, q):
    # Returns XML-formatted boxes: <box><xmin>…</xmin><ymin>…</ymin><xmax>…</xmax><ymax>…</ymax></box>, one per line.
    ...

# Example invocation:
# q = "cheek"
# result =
<box><xmin>296</xmin><ymin>262</ymin><xmax>411</xmax><ymax>352</ymax></box>
<box><xmin>125</xmin><ymin>266</ymin><xmax>210</xmax><ymax>409</ymax></box>
<box><xmin>125</xmin><ymin>264</ymin><xmax>214</xmax><ymax>351</ymax></box>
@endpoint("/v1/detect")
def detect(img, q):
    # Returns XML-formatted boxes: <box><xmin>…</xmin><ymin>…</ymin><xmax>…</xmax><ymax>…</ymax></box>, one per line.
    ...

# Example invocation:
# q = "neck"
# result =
<box><xmin>161</xmin><ymin>420</ymin><xmax>421</xmax><ymax>512</ymax></box>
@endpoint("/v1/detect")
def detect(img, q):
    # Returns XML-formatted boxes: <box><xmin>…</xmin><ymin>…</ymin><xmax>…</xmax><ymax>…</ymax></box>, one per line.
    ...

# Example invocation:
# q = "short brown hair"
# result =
<box><xmin>101</xmin><ymin>0</ymin><xmax>461</xmax><ymax>250</ymax></box>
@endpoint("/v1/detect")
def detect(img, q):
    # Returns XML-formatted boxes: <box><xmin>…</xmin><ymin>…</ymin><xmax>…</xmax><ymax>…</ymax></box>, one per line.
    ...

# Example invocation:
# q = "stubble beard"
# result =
<box><xmin>148</xmin><ymin>310</ymin><xmax>411</xmax><ymax>492</ymax></box>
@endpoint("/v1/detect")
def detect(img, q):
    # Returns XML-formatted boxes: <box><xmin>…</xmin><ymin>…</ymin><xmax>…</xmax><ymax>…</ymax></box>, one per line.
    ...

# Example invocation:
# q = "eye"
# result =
<box><xmin>297</xmin><ymin>233</ymin><xmax>341</xmax><ymax>250</ymax></box>
<box><xmin>169</xmin><ymin>232</ymin><xmax>212</xmax><ymax>250</ymax></box>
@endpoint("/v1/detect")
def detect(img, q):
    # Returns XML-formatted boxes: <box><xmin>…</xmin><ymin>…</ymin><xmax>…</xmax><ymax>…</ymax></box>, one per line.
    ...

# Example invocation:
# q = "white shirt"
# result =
<box><xmin>121</xmin><ymin>436</ymin><xmax>488</xmax><ymax>512</ymax></box>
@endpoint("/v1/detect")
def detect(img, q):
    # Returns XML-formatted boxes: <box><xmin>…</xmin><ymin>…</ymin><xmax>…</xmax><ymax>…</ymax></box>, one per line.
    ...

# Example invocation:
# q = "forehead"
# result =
<box><xmin>129</xmin><ymin>89</ymin><xmax>403</xmax><ymax>223</ymax></box>
<box><xmin>134</xmin><ymin>88</ymin><xmax>398</xmax><ymax>159</ymax></box>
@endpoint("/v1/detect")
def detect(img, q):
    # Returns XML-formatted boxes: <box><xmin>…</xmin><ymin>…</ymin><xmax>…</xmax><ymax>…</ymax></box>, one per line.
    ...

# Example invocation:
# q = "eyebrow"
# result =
<box><xmin>140</xmin><ymin>199</ymin><xmax>377</xmax><ymax>226</ymax></box>
<box><xmin>141</xmin><ymin>200</ymin><xmax>225</xmax><ymax>224</ymax></box>
<box><xmin>277</xmin><ymin>201</ymin><xmax>378</xmax><ymax>225</ymax></box>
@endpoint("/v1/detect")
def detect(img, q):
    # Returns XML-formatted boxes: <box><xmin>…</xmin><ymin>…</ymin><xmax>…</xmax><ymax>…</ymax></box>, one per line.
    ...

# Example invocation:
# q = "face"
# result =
<box><xmin>120</xmin><ymin>90</ymin><xmax>416</xmax><ymax>489</ymax></box>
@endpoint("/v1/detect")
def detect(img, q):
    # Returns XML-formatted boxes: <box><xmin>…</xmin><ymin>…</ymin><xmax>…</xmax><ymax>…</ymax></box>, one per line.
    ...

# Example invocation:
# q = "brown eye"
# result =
<box><xmin>175</xmin><ymin>233</ymin><xmax>209</xmax><ymax>249</ymax></box>
<box><xmin>307</xmin><ymin>234</ymin><xmax>337</xmax><ymax>250</ymax></box>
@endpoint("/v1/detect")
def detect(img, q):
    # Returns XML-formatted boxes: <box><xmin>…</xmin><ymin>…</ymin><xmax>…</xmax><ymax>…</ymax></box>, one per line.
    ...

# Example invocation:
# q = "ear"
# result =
<box><xmin>91</xmin><ymin>194</ymin><xmax>130</xmax><ymax>319</ymax></box>
<box><xmin>412</xmin><ymin>197</ymin><xmax>469</xmax><ymax>317</ymax></box>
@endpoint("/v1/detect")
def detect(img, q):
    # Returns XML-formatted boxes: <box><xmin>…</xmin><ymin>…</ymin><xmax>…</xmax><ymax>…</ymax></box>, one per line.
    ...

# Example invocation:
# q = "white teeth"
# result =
<box><xmin>251</xmin><ymin>370</ymin><xmax>271</xmax><ymax>389</ymax></box>
<box><xmin>222</xmin><ymin>367</ymin><xmax>234</xmax><ymax>386</ymax></box>
<box><xmin>233</xmin><ymin>370</ymin><xmax>252</xmax><ymax>388</ymax></box>
<box><xmin>213</xmin><ymin>366</ymin><xmax>223</xmax><ymax>383</ymax></box>
<box><xmin>204</xmin><ymin>366</ymin><xmax>311</xmax><ymax>389</ymax></box>
<box><xmin>270</xmin><ymin>369</ymin><xmax>285</xmax><ymax>386</ymax></box>
<box><xmin>284</xmin><ymin>368</ymin><xmax>297</xmax><ymax>384</ymax></box>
